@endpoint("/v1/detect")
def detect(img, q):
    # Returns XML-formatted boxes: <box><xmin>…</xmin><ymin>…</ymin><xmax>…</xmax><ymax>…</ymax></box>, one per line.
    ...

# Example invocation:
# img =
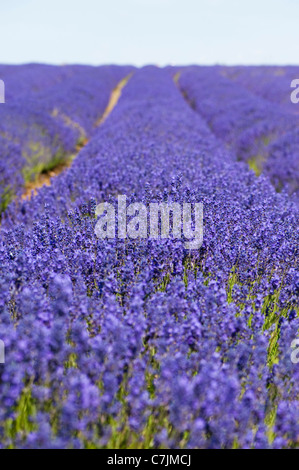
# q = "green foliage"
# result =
<box><xmin>0</xmin><ymin>185</ymin><xmax>15</xmax><ymax>213</ymax></box>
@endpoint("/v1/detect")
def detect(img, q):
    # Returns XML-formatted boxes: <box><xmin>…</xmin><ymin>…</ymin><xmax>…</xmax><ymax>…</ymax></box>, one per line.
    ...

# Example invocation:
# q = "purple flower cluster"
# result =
<box><xmin>0</xmin><ymin>66</ymin><xmax>298</xmax><ymax>448</ymax></box>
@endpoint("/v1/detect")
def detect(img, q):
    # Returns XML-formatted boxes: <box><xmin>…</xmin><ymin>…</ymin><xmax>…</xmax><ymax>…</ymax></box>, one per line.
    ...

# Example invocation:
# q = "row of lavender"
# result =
<box><xmin>223</xmin><ymin>65</ymin><xmax>299</xmax><ymax>198</ymax></box>
<box><xmin>222</xmin><ymin>65</ymin><xmax>299</xmax><ymax>114</ymax></box>
<box><xmin>176</xmin><ymin>66</ymin><xmax>299</xmax><ymax>199</ymax></box>
<box><xmin>0</xmin><ymin>66</ymin><xmax>298</xmax><ymax>448</ymax></box>
<box><xmin>0</xmin><ymin>64</ymin><xmax>133</xmax><ymax>210</ymax></box>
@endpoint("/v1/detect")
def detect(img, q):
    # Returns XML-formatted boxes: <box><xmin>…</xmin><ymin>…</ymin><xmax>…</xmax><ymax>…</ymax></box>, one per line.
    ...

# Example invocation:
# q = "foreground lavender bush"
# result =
<box><xmin>0</xmin><ymin>66</ymin><xmax>298</xmax><ymax>449</ymax></box>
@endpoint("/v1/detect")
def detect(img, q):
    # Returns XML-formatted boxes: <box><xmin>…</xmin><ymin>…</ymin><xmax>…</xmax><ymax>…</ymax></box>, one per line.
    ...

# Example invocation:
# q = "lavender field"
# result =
<box><xmin>0</xmin><ymin>64</ymin><xmax>298</xmax><ymax>449</ymax></box>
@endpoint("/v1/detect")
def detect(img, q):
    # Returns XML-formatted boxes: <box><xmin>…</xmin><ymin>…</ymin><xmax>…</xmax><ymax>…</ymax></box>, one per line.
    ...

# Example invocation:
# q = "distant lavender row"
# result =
<box><xmin>0</xmin><ymin>67</ymin><xmax>298</xmax><ymax>448</ymax></box>
<box><xmin>222</xmin><ymin>65</ymin><xmax>299</xmax><ymax>114</ymax></box>
<box><xmin>222</xmin><ymin>66</ymin><xmax>299</xmax><ymax>197</ymax></box>
<box><xmin>0</xmin><ymin>64</ymin><xmax>133</xmax><ymax>202</ymax></box>
<box><xmin>0</xmin><ymin>64</ymin><xmax>134</xmax><ymax>132</ymax></box>
<box><xmin>177</xmin><ymin>66</ymin><xmax>299</xmax><ymax>198</ymax></box>
<box><xmin>0</xmin><ymin>136</ymin><xmax>24</xmax><ymax>211</ymax></box>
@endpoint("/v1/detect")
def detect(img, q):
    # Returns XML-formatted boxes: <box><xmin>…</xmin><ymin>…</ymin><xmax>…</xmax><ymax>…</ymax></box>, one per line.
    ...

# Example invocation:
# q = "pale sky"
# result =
<box><xmin>0</xmin><ymin>0</ymin><xmax>299</xmax><ymax>65</ymax></box>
